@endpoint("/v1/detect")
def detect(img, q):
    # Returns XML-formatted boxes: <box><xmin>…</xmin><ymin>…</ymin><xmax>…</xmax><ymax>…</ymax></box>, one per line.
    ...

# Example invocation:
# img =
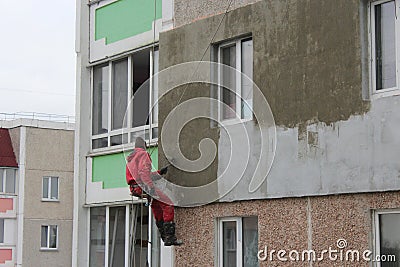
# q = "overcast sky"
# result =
<box><xmin>0</xmin><ymin>0</ymin><xmax>76</xmax><ymax>117</ymax></box>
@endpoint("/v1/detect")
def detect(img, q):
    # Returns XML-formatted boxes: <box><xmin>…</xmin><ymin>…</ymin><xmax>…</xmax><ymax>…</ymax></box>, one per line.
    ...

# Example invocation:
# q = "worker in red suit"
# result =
<box><xmin>126</xmin><ymin>137</ymin><xmax>182</xmax><ymax>246</ymax></box>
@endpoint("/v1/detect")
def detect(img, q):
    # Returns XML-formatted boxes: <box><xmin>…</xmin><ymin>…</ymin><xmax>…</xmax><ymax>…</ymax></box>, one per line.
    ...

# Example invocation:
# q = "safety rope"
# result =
<box><xmin>129</xmin><ymin>1</ymin><xmax>235</xmax><ymax>266</ymax></box>
<box><xmin>175</xmin><ymin>0</ymin><xmax>235</xmax><ymax>107</ymax></box>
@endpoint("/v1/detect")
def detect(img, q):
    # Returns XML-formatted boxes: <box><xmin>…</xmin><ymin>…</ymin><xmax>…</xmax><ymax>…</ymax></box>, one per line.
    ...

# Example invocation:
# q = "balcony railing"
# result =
<box><xmin>0</xmin><ymin>112</ymin><xmax>75</xmax><ymax>124</ymax></box>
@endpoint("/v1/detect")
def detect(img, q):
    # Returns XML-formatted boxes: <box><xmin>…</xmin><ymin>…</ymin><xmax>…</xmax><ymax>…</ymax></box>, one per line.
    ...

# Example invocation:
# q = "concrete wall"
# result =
<box><xmin>22</xmin><ymin>219</ymin><xmax>73</xmax><ymax>267</ymax></box>
<box><xmin>8</xmin><ymin>128</ymin><xmax>20</xmax><ymax>165</ymax></box>
<box><xmin>158</xmin><ymin>0</ymin><xmax>400</xmax><ymax>202</ymax></box>
<box><xmin>24</xmin><ymin>169</ymin><xmax>73</xmax><ymax>219</ymax></box>
<box><xmin>174</xmin><ymin>0</ymin><xmax>261</xmax><ymax>27</ymax></box>
<box><xmin>22</xmin><ymin>127</ymin><xmax>74</xmax><ymax>266</ymax></box>
<box><xmin>24</xmin><ymin>127</ymin><xmax>74</xmax><ymax>172</ymax></box>
<box><xmin>174</xmin><ymin>192</ymin><xmax>400</xmax><ymax>267</ymax></box>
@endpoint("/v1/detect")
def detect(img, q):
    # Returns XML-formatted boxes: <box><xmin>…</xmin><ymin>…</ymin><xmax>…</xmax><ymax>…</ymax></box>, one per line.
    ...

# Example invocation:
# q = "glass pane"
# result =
<box><xmin>221</xmin><ymin>45</ymin><xmax>237</xmax><ymax>120</ymax></box>
<box><xmin>132</xmin><ymin>49</ymin><xmax>150</xmax><ymax>128</ymax></box>
<box><xmin>90</xmin><ymin>207</ymin><xmax>106</xmax><ymax>267</ymax></box>
<box><xmin>152</xmin><ymin>127</ymin><xmax>158</xmax><ymax>140</ymax></box>
<box><xmin>51</xmin><ymin>177</ymin><xmax>58</xmax><ymax>200</ymax></box>
<box><xmin>375</xmin><ymin>1</ymin><xmax>396</xmax><ymax>90</ymax></box>
<box><xmin>131</xmin><ymin>204</ymin><xmax>149</xmax><ymax>267</ymax></box>
<box><xmin>109</xmin><ymin>207</ymin><xmax>126</xmax><ymax>267</ymax></box>
<box><xmin>49</xmin><ymin>225</ymin><xmax>57</xmax><ymax>248</ymax></box>
<box><xmin>0</xmin><ymin>170</ymin><xmax>4</xmax><ymax>193</ymax></box>
<box><xmin>110</xmin><ymin>134</ymin><xmax>128</xmax><ymax>147</ymax></box>
<box><xmin>93</xmin><ymin>64</ymin><xmax>109</xmax><ymax>135</ymax></box>
<box><xmin>5</xmin><ymin>169</ymin><xmax>15</xmax><ymax>193</ymax></box>
<box><xmin>243</xmin><ymin>217</ymin><xmax>258</xmax><ymax>267</ymax></box>
<box><xmin>241</xmin><ymin>39</ymin><xmax>253</xmax><ymax>119</ymax></box>
<box><xmin>0</xmin><ymin>219</ymin><xmax>4</xmax><ymax>243</ymax></box>
<box><xmin>41</xmin><ymin>226</ymin><xmax>48</xmax><ymax>248</ymax></box>
<box><xmin>379</xmin><ymin>213</ymin><xmax>400</xmax><ymax>267</ymax></box>
<box><xmin>130</xmin><ymin>130</ymin><xmax>149</xmax><ymax>143</ymax></box>
<box><xmin>152</xmin><ymin>49</ymin><xmax>159</xmax><ymax>125</ymax></box>
<box><xmin>43</xmin><ymin>177</ymin><xmax>49</xmax><ymax>199</ymax></box>
<box><xmin>112</xmin><ymin>58</ymin><xmax>128</xmax><ymax>130</ymax></box>
<box><xmin>223</xmin><ymin>221</ymin><xmax>237</xmax><ymax>267</ymax></box>
<box><xmin>92</xmin><ymin>138</ymin><xmax>108</xmax><ymax>149</ymax></box>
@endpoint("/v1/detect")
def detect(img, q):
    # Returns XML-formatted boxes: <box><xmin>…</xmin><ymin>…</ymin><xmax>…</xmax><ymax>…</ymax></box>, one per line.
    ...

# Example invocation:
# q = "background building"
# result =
<box><xmin>0</xmin><ymin>117</ymin><xmax>74</xmax><ymax>267</ymax></box>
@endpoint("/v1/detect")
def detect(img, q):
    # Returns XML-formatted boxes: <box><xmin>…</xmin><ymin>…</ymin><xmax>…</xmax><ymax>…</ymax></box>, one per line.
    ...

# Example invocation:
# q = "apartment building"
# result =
<box><xmin>74</xmin><ymin>0</ymin><xmax>174</xmax><ymax>266</ymax></box>
<box><xmin>76</xmin><ymin>0</ymin><xmax>400</xmax><ymax>266</ymax></box>
<box><xmin>0</xmin><ymin>118</ymin><xmax>74</xmax><ymax>266</ymax></box>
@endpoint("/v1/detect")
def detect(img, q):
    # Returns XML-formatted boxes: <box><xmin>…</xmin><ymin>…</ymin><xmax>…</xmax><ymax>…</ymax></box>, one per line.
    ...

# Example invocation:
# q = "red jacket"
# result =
<box><xmin>126</xmin><ymin>148</ymin><xmax>154</xmax><ymax>188</ymax></box>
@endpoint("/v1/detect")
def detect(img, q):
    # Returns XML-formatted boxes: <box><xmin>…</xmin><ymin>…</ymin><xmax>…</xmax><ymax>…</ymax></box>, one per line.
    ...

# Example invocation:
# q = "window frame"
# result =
<box><xmin>218</xmin><ymin>217</ymin><xmax>244</xmax><ymax>267</ymax></box>
<box><xmin>40</xmin><ymin>224</ymin><xmax>58</xmax><ymax>250</ymax></box>
<box><xmin>373</xmin><ymin>209</ymin><xmax>400</xmax><ymax>267</ymax></box>
<box><xmin>88</xmin><ymin>204</ymin><xmax>156</xmax><ymax>267</ymax></box>
<box><xmin>0</xmin><ymin>218</ymin><xmax>4</xmax><ymax>244</ymax></box>
<box><xmin>90</xmin><ymin>47</ymin><xmax>159</xmax><ymax>152</ymax></box>
<box><xmin>217</xmin><ymin>36</ymin><xmax>253</xmax><ymax>124</ymax></box>
<box><xmin>0</xmin><ymin>168</ymin><xmax>17</xmax><ymax>195</ymax></box>
<box><xmin>42</xmin><ymin>176</ymin><xmax>59</xmax><ymax>202</ymax></box>
<box><xmin>369</xmin><ymin>0</ymin><xmax>400</xmax><ymax>98</ymax></box>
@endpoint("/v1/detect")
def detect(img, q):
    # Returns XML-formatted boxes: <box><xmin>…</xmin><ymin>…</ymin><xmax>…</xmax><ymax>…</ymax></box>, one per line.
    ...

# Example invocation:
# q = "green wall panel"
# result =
<box><xmin>92</xmin><ymin>147</ymin><xmax>158</xmax><ymax>189</ymax></box>
<box><xmin>95</xmin><ymin>0</ymin><xmax>162</xmax><ymax>44</ymax></box>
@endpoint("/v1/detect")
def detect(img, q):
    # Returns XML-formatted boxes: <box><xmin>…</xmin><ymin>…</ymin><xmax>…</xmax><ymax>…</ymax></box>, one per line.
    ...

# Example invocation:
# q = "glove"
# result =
<box><xmin>159</xmin><ymin>166</ymin><xmax>168</xmax><ymax>175</ymax></box>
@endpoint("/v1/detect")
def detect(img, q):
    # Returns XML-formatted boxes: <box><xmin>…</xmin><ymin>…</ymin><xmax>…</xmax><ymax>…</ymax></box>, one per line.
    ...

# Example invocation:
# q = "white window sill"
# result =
<box><xmin>0</xmin><ymin>193</ymin><xmax>17</xmax><ymax>197</ymax></box>
<box><xmin>371</xmin><ymin>88</ymin><xmax>400</xmax><ymax>100</ymax></box>
<box><xmin>89</xmin><ymin>138</ymin><xmax>158</xmax><ymax>156</ymax></box>
<box><xmin>41</xmin><ymin>199</ymin><xmax>60</xmax><ymax>202</ymax></box>
<box><xmin>40</xmin><ymin>248</ymin><xmax>58</xmax><ymax>252</ymax></box>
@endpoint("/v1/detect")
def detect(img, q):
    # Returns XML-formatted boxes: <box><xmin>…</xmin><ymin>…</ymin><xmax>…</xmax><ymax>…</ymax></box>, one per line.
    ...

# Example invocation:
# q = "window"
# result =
<box><xmin>91</xmin><ymin>47</ymin><xmax>159</xmax><ymax>150</ymax></box>
<box><xmin>42</xmin><ymin>176</ymin><xmax>59</xmax><ymax>201</ymax></box>
<box><xmin>374</xmin><ymin>211</ymin><xmax>400</xmax><ymax>266</ymax></box>
<box><xmin>41</xmin><ymin>225</ymin><xmax>58</xmax><ymax>249</ymax></box>
<box><xmin>0</xmin><ymin>168</ymin><xmax>16</xmax><ymax>194</ymax></box>
<box><xmin>0</xmin><ymin>219</ymin><xmax>4</xmax><ymax>243</ymax></box>
<box><xmin>218</xmin><ymin>217</ymin><xmax>258</xmax><ymax>267</ymax></box>
<box><xmin>217</xmin><ymin>37</ymin><xmax>253</xmax><ymax>121</ymax></box>
<box><xmin>371</xmin><ymin>0</ymin><xmax>400</xmax><ymax>95</ymax></box>
<box><xmin>89</xmin><ymin>207</ymin><xmax>106</xmax><ymax>267</ymax></box>
<box><xmin>89</xmin><ymin>204</ymin><xmax>153</xmax><ymax>267</ymax></box>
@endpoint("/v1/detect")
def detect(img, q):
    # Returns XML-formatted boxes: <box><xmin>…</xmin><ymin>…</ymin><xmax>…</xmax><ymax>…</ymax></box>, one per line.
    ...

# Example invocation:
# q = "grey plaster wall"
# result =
<box><xmin>159</xmin><ymin>0</ymin><xmax>400</xmax><ymax>201</ymax></box>
<box><xmin>23</xmin><ymin>127</ymin><xmax>74</xmax><ymax>265</ymax></box>
<box><xmin>22</xmin><ymin>219</ymin><xmax>73</xmax><ymax>267</ymax></box>
<box><xmin>174</xmin><ymin>0</ymin><xmax>261</xmax><ymax>27</ymax></box>
<box><xmin>24</xmin><ymin>169</ymin><xmax>73</xmax><ymax>219</ymax></box>
<box><xmin>25</xmin><ymin>127</ymin><xmax>74</xmax><ymax>172</ymax></box>
<box><xmin>220</xmin><ymin>96</ymin><xmax>400</xmax><ymax>201</ymax></box>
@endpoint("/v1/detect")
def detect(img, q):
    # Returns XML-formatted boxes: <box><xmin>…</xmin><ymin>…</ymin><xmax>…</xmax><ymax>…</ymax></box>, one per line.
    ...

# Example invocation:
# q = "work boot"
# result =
<box><xmin>156</xmin><ymin>220</ymin><xmax>166</xmax><ymax>242</ymax></box>
<box><xmin>163</xmin><ymin>222</ymin><xmax>183</xmax><ymax>246</ymax></box>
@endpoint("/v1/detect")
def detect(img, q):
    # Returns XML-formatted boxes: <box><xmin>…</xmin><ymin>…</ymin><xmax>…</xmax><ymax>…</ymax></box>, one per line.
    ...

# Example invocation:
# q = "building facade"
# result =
<box><xmin>0</xmin><ymin>119</ymin><xmax>74</xmax><ymax>266</ymax></box>
<box><xmin>76</xmin><ymin>0</ymin><xmax>400</xmax><ymax>266</ymax></box>
<box><xmin>158</xmin><ymin>0</ymin><xmax>400</xmax><ymax>266</ymax></box>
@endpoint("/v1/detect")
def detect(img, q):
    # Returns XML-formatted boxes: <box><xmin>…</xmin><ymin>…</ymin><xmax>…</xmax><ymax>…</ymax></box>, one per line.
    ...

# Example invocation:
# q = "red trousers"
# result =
<box><xmin>132</xmin><ymin>186</ymin><xmax>174</xmax><ymax>222</ymax></box>
<box><xmin>151</xmin><ymin>190</ymin><xmax>174</xmax><ymax>222</ymax></box>
<box><xmin>151</xmin><ymin>189</ymin><xmax>174</xmax><ymax>222</ymax></box>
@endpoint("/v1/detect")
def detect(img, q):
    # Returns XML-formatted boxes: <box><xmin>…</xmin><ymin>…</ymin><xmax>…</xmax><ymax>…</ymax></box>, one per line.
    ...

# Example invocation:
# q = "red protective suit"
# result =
<box><xmin>126</xmin><ymin>148</ymin><xmax>174</xmax><ymax>222</ymax></box>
